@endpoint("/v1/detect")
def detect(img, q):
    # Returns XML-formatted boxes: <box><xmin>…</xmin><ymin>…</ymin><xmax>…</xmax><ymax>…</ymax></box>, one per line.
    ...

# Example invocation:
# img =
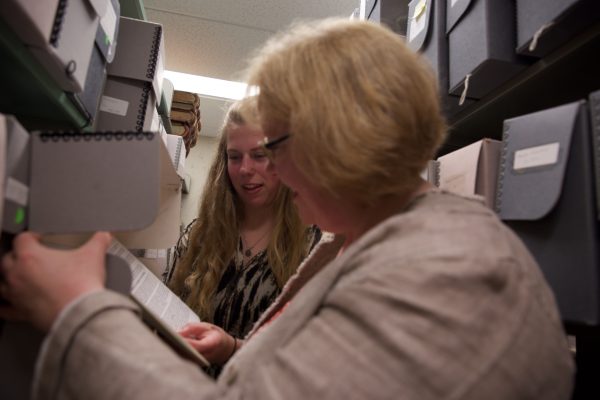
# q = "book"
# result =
<box><xmin>173</xmin><ymin>90</ymin><xmax>199</xmax><ymax>105</ymax></box>
<box><xmin>171</xmin><ymin>100</ymin><xmax>197</xmax><ymax>112</ymax></box>
<box><xmin>170</xmin><ymin>109</ymin><xmax>197</xmax><ymax>124</ymax></box>
<box><xmin>106</xmin><ymin>239</ymin><xmax>209</xmax><ymax>368</ymax></box>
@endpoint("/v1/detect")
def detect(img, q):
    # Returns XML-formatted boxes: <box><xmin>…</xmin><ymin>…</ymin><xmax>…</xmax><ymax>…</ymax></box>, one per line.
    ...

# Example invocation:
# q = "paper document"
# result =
<box><xmin>107</xmin><ymin>239</ymin><xmax>199</xmax><ymax>331</ymax></box>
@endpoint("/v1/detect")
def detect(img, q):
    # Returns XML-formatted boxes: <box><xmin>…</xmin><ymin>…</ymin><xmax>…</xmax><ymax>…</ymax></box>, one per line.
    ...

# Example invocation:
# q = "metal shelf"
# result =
<box><xmin>0</xmin><ymin>18</ymin><xmax>88</xmax><ymax>130</ymax></box>
<box><xmin>440</xmin><ymin>22</ymin><xmax>600</xmax><ymax>156</ymax></box>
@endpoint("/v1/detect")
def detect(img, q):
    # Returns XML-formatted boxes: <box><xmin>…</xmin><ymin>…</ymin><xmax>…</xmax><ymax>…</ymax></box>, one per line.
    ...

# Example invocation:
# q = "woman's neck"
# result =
<box><xmin>242</xmin><ymin>203</ymin><xmax>275</xmax><ymax>231</ymax></box>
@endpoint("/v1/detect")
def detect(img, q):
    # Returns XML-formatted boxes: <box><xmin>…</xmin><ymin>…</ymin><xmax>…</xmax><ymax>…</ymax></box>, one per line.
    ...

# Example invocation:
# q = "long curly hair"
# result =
<box><xmin>168</xmin><ymin>100</ymin><xmax>308</xmax><ymax>322</ymax></box>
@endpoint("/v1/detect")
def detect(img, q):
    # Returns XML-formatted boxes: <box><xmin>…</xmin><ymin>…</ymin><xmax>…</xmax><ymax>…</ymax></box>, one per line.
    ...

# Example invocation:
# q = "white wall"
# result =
<box><xmin>180</xmin><ymin>135</ymin><xmax>220</xmax><ymax>228</ymax></box>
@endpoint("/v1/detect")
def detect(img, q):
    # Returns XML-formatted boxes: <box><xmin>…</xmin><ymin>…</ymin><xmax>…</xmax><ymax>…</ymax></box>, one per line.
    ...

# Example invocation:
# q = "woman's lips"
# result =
<box><xmin>243</xmin><ymin>183</ymin><xmax>263</xmax><ymax>194</ymax></box>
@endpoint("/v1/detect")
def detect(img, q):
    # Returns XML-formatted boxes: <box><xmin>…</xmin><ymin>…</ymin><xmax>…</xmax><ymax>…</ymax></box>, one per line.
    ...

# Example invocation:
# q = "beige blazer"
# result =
<box><xmin>33</xmin><ymin>191</ymin><xmax>574</xmax><ymax>400</ymax></box>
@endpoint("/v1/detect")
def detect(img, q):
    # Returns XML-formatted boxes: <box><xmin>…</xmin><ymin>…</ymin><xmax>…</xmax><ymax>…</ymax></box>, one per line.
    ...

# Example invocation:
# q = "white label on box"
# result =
<box><xmin>100</xmin><ymin>4</ymin><xmax>118</xmax><ymax>46</ymax></box>
<box><xmin>100</xmin><ymin>96</ymin><xmax>129</xmax><ymax>116</ymax></box>
<box><xmin>408</xmin><ymin>0</ymin><xmax>427</xmax><ymax>42</ymax></box>
<box><xmin>513</xmin><ymin>142</ymin><xmax>560</xmax><ymax>171</ymax></box>
<box><xmin>5</xmin><ymin>177</ymin><xmax>28</xmax><ymax>206</ymax></box>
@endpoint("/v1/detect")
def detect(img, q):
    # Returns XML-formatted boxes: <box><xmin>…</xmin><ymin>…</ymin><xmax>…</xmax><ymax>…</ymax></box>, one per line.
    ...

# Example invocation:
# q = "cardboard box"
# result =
<box><xmin>436</xmin><ymin>138</ymin><xmax>501</xmax><ymax>209</ymax></box>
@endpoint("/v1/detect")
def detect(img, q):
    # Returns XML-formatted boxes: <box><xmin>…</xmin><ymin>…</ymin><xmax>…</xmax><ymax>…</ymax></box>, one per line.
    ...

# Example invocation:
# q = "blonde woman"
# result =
<box><xmin>167</xmin><ymin>99</ymin><xmax>319</xmax><ymax>345</ymax></box>
<box><xmin>2</xmin><ymin>19</ymin><xmax>573</xmax><ymax>399</ymax></box>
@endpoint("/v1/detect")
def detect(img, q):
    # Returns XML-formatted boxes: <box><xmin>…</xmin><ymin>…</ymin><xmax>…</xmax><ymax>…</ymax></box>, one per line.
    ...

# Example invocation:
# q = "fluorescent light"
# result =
<box><xmin>164</xmin><ymin>70</ymin><xmax>247</xmax><ymax>100</ymax></box>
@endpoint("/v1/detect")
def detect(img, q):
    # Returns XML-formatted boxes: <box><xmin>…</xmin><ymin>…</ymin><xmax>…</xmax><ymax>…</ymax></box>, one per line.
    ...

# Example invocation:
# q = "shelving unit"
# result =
<box><xmin>0</xmin><ymin>18</ymin><xmax>88</xmax><ymax>130</ymax></box>
<box><xmin>442</xmin><ymin>20</ymin><xmax>600</xmax><ymax>155</ymax></box>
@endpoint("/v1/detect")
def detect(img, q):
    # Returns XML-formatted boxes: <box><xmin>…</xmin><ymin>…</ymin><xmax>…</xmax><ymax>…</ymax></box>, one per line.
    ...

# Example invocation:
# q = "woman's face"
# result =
<box><xmin>264</xmin><ymin>131</ymin><xmax>344</xmax><ymax>232</ymax></box>
<box><xmin>226</xmin><ymin>124</ymin><xmax>280</xmax><ymax>210</ymax></box>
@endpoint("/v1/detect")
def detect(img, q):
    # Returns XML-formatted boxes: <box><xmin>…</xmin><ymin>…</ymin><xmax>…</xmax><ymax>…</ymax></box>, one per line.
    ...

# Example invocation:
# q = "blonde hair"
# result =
<box><xmin>245</xmin><ymin>19</ymin><xmax>447</xmax><ymax>204</ymax></box>
<box><xmin>168</xmin><ymin>100</ymin><xmax>308</xmax><ymax>321</ymax></box>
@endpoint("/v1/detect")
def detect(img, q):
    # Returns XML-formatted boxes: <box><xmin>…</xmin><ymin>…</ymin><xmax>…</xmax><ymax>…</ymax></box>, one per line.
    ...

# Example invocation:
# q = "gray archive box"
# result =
<box><xmin>96</xmin><ymin>76</ymin><xmax>159</xmax><ymax>132</ymax></box>
<box><xmin>70</xmin><ymin>0</ymin><xmax>121</xmax><ymax>124</ymax></box>
<box><xmin>497</xmin><ymin>101</ymin><xmax>600</xmax><ymax>327</ymax></box>
<box><xmin>406</xmin><ymin>0</ymin><xmax>473</xmax><ymax>117</ymax></box>
<box><xmin>446</xmin><ymin>0</ymin><xmax>529</xmax><ymax>100</ymax></box>
<box><xmin>516</xmin><ymin>0</ymin><xmax>600</xmax><ymax>58</ymax></box>
<box><xmin>0</xmin><ymin>0</ymin><xmax>103</xmax><ymax>92</ymax></box>
<box><xmin>108</xmin><ymin>17</ymin><xmax>165</xmax><ymax>99</ymax></box>
<box><xmin>28</xmin><ymin>131</ymin><xmax>161</xmax><ymax>234</ymax></box>
<box><xmin>366</xmin><ymin>0</ymin><xmax>410</xmax><ymax>36</ymax></box>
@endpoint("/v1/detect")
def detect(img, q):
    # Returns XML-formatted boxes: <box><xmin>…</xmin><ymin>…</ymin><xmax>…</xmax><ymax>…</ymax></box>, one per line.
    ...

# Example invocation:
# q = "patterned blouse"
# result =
<box><xmin>164</xmin><ymin>221</ymin><xmax>321</xmax><ymax>340</ymax></box>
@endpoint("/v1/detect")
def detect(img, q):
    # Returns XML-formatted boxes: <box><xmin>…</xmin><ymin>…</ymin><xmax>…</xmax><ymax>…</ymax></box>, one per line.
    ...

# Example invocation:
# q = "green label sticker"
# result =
<box><xmin>15</xmin><ymin>208</ymin><xmax>25</xmax><ymax>225</ymax></box>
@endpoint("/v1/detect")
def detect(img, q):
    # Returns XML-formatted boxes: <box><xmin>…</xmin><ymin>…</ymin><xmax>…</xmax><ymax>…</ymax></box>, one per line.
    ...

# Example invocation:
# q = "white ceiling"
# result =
<box><xmin>144</xmin><ymin>0</ymin><xmax>360</xmax><ymax>137</ymax></box>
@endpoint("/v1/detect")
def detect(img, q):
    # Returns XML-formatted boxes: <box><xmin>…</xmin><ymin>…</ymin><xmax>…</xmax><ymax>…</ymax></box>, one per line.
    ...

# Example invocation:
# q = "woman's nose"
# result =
<box><xmin>240</xmin><ymin>155</ymin><xmax>255</xmax><ymax>173</ymax></box>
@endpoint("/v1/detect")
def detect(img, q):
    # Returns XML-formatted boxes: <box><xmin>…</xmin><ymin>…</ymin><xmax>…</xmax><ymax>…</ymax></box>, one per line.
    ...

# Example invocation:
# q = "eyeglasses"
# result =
<box><xmin>258</xmin><ymin>133</ymin><xmax>291</xmax><ymax>159</ymax></box>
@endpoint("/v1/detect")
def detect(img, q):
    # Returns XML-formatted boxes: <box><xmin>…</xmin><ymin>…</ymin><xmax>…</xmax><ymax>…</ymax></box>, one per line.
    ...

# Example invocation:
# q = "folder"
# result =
<box><xmin>446</xmin><ymin>0</ymin><xmax>529</xmax><ymax>100</ymax></box>
<box><xmin>496</xmin><ymin>101</ymin><xmax>600</xmax><ymax>327</ymax></box>
<box><xmin>1</xmin><ymin>115</ymin><xmax>30</xmax><ymax>234</ymax></box>
<box><xmin>437</xmin><ymin>138</ymin><xmax>500</xmax><ymax>208</ymax></box>
<box><xmin>28</xmin><ymin>131</ymin><xmax>161</xmax><ymax>234</ymax></box>
<box><xmin>406</xmin><ymin>0</ymin><xmax>473</xmax><ymax>116</ymax></box>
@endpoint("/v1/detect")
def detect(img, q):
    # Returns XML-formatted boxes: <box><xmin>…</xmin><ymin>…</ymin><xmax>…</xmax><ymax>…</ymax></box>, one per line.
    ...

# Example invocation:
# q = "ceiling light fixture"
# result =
<box><xmin>164</xmin><ymin>70</ymin><xmax>247</xmax><ymax>100</ymax></box>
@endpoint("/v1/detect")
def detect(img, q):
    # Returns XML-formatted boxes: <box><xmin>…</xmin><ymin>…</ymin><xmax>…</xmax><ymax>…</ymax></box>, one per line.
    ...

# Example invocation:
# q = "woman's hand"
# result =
<box><xmin>178</xmin><ymin>322</ymin><xmax>240</xmax><ymax>366</ymax></box>
<box><xmin>0</xmin><ymin>231</ymin><xmax>111</xmax><ymax>331</ymax></box>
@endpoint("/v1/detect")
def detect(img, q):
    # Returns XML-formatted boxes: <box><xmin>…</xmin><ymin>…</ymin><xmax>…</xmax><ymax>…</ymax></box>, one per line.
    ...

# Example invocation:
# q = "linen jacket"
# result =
<box><xmin>32</xmin><ymin>190</ymin><xmax>574</xmax><ymax>400</ymax></box>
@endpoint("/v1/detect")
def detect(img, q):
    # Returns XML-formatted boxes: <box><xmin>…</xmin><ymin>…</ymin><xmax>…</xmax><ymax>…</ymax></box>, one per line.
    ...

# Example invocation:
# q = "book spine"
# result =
<box><xmin>495</xmin><ymin>123</ymin><xmax>510</xmax><ymax>215</ymax></box>
<box><xmin>50</xmin><ymin>0</ymin><xmax>69</xmax><ymax>48</ymax></box>
<box><xmin>37</xmin><ymin>131</ymin><xmax>156</xmax><ymax>142</ymax></box>
<box><xmin>588</xmin><ymin>91</ymin><xmax>600</xmax><ymax>219</ymax></box>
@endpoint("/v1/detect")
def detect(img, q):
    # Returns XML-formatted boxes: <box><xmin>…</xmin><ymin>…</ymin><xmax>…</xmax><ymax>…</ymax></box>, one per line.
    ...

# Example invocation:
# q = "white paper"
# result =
<box><xmin>437</xmin><ymin>140</ymin><xmax>483</xmax><ymax>196</ymax></box>
<box><xmin>107</xmin><ymin>240</ymin><xmax>200</xmax><ymax>331</ymax></box>
<box><xmin>100</xmin><ymin>95</ymin><xmax>129</xmax><ymax>116</ymax></box>
<box><xmin>100</xmin><ymin>3</ymin><xmax>118</xmax><ymax>47</ymax></box>
<box><xmin>513</xmin><ymin>142</ymin><xmax>560</xmax><ymax>171</ymax></box>
<box><xmin>5</xmin><ymin>177</ymin><xmax>28</xmax><ymax>206</ymax></box>
<box><xmin>408</xmin><ymin>0</ymin><xmax>427</xmax><ymax>43</ymax></box>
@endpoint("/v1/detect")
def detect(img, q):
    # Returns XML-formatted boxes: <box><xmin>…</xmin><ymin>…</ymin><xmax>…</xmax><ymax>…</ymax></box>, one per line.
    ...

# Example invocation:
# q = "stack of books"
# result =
<box><xmin>170</xmin><ymin>90</ymin><xmax>201</xmax><ymax>155</ymax></box>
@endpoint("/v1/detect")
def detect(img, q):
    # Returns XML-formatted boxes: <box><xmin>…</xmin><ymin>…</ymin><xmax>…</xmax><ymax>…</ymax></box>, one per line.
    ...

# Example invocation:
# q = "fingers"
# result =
<box><xmin>178</xmin><ymin>321</ymin><xmax>213</xmax><ymax>337</ymax></box>
<box><xmin>12</xmin><ymin>232</ymin><xmax>42</xmax><ymax>253</ymax></box>
<box><xmin>81</xmin><ymin>232</ymin><xmax>112</xmax><ymax>256</ymax></box>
